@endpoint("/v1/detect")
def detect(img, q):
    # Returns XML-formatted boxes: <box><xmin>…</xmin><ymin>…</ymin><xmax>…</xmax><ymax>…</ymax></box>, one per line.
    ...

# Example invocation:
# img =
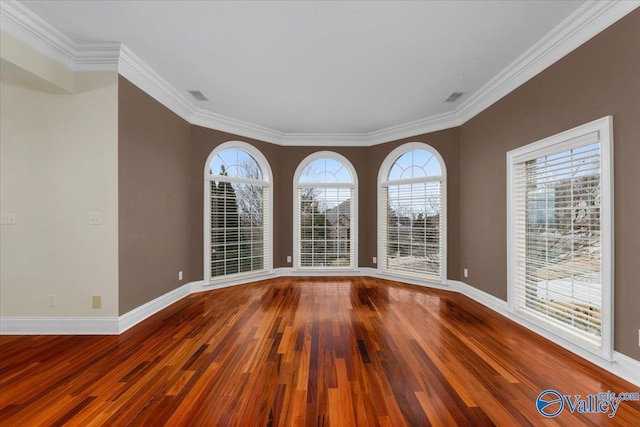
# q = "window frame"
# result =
<box><xmin>506</xmin><ymin>116</ymin><xmax>614</xmax><ymax>360</ymax></box>
<box><xmin>293</xmin><ymin>151</ymin><xmax>358</xmax><ymax>271</ymax></box>
<box><xmin>377</xmin><ymin>142</ymin><xmax>448</xmax><ymax>284</ymax></box>
<box><xmin>203</xmin><ymin>141</ymin><xmax>273</xmax><ymax>285</ymax></box>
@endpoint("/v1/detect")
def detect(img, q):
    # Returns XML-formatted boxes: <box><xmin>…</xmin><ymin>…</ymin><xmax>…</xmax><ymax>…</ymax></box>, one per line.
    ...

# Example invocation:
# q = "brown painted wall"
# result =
<box><xmin>118</xmin><ymin>76</ymin><xmax>191</xmax><ymax>315</ymax></box>
<box><xmin>118</xmin><ymin>9</ymin><xmax>637</xmax><ymax>360</ymax></box>
<box><xmin>459</xmin><ymin>10</ymin><xmax>640</xmax><ymax>359</ymax></box>
<box><xmin>256</xmin><ymin>144</ymin><xmax>371</xmax><ymax>269</ymax></box>
<box><xmin>188</xmin><ymin>127</ymin><xmax>461</xmax><ymax>279</ymax></box>
<box><xmin>188</xmin><ymin>126</ymin><xmax>284</xmax><ymax>277</ymax></box>
<box><xmin>367</xmin><ymin>129</ymin><xmax>461</xmax><ymax>280</ymax></box>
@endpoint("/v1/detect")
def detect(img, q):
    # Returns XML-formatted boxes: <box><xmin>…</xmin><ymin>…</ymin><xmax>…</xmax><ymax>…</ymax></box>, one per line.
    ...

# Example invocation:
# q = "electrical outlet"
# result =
<box><xmin>463</xmin><ymin>268</ymin><xmax>469</xmax><ymax>278</ymax></box>
<box><xmin>88</xmin><ymin>212</ymin><xmax>102</xmax><ymax>225</ymax></box>
<box><xmin>48</xmin><ymin>295</ymin><xmax>56</xmax><ymax>307</ymax></box>
<box><xmin>178</xmin><ymin>271</ymin><xmax>183</xmax><ymax>280</ymax></box>
<box><xmin>0</xmin><ymin>213</ymin><xmax>16</xmax><ymax>225</ymax></box>
<box><xmin>92</xmin><ymin>296</ymin><xmax>102</xmax><ymax>309</ymax></box>
<box><xmin>372</xmin><ymin>257</ymin><xmax>377</xmax><ymax>264</ymax></box>
<box><xmin>287</xmin><ymin>256</ymin><xmax>292</xmax><ymax>263</ymax></box>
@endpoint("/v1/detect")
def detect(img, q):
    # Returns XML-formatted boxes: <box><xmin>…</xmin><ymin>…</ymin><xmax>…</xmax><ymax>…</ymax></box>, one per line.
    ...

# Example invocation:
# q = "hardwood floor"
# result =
<box><xmin>1</xmin><ymin>277</ymin><xmax>639</xmax><ymax>426</ymax></box>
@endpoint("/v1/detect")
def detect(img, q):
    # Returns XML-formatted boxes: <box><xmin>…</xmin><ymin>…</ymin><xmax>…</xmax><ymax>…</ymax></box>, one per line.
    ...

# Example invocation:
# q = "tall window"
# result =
<box><xmin>294</xmin><ymin>152</ymin><xmax>357</xmax><ymax>269</ymax></box>
<box><xmin>507</xmin><ymin>116</ymin><xmax>613</xmax><ymax>359</ymax></box>
<box><xmin>378</xmin><ymin>143</ymin><xmax>446</xmax><ymax>283</ymax></box>
<box><xmin>204</xmin><ymin>142</ymin><xmax>272</xmax><ymax>282</ymax></box>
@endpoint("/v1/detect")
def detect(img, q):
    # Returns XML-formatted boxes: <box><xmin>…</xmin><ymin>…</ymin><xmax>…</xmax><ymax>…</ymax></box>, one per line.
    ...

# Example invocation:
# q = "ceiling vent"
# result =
<box><xmin>444</xmin><ymin>92</ymin><xmax>464</xmax><ymax>103</ymax></box>
<box><xmin>188</xmin><ymin>90</ymin><xmax>209</xmax><ymax>101</ymax></box>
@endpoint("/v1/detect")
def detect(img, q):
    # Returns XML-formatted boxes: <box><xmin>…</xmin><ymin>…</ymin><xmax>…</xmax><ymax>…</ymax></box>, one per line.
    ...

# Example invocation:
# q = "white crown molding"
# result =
<box><xmin>0</xmin><ymin>0</ymin><xmax>76</xmax><ymax>69</ymax></box>
<box><xmin>75</xmin><ymin>42</ymin><xmax>120</xmax><ymax>72</ymax></box>
<box><xmin>117</xmin><ymin>44</ymin><xmax>194</xmax><ymax>122</ymax></box>
<box><xmin>2</xmin><ymin>0</ymin><xmax>638</xmax><ymax>145</ymax></box>
<box><xmin>191</xmin><ymin>107</ymin><xmax>283</xmax><ymax>144</ymax></box>
<box><xmin>267</xmin><ymin>110</ymin><xmax>462</xmax><ymax>147</ymax></box>
<box><xmin>367</xmin><ymin>110</ymin><xmax>463</xmax><ymax>145</ymax></box>
<box><xmin>0</xmin><ymin>0</ymin><xmax>119</xmax><ymax>72</ymax></box>
<box><xmin>279</xmin><ymin>133</ymin><xmax>371</xmax><ymax>147</ymax></box>
<box><xmin>455</xmin><ymin>0</ymin><xmax>640</xmax><ymax>123</ymax></box>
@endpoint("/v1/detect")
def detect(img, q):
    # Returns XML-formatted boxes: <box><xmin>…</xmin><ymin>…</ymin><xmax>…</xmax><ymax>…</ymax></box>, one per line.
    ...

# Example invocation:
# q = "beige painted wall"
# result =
<box><xmin>0</xmin><ymin>75</ymin><xmax>119</xmax><ymax>317</ymax></box>
<box><xmin>0</xmin><ymin>31</ymin><xmax>75</xmax><ymax>93</ymax></box>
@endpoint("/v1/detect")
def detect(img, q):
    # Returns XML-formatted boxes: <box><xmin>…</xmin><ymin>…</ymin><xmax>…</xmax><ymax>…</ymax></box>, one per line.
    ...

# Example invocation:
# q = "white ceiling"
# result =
<box><xmin>17</xmin><ymin>1</ymin><xmax>586</xmax><ymax>135</ymax></box>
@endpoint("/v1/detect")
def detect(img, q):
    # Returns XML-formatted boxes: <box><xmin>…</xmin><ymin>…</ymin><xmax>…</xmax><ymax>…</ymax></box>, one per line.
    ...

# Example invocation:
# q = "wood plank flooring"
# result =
<box><xmin>1</xmin><ymin>277</ymin><xmax>639</xmax><ymax>426</ymax></box>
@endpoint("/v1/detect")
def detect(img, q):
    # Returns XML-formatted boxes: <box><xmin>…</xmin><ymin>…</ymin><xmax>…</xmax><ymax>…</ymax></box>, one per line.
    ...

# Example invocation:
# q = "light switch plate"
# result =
<box><xmin>89</xmin><ymin>212</ymin><xmax>102</xmax><ymax>225</ymax></box>
<box><xmin>1</xmin><ymin>213</ymin><xmax>16</xmax><ymax>225</ymax></box>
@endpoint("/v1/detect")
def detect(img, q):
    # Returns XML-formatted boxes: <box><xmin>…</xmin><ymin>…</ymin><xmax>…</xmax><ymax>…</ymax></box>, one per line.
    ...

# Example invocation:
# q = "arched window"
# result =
<box><xmin>204</xmin><ymin>142</ymin><xmax>272</xmax><ymax>282</ymax></box>
<box><xmin>378</xmin><ymin>143</ymin><xmax>446</xmax><ymax>283</ymax></box>
<box><xmin>294</xmin><ymin>152</ymin><xmax>357</xmax><ymax>269</ymax></box>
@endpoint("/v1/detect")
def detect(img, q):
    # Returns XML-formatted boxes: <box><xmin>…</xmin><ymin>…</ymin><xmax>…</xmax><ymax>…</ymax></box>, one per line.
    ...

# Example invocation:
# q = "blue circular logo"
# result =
<box><xmin>537</xmin><ymin>389</ymin><xmax>564</xmax><ymax>418</ymax></box>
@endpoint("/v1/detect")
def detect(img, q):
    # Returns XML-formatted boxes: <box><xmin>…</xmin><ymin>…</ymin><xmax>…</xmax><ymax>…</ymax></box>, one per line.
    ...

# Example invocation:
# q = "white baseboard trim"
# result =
<box><xmin>0</xmin><ymin>282</ymin><xmax>194</xmax><ymax>335</ymax></box>
<box><xmin>118</xmin><ymin>282</ymin><xmax>191</xmax><ymax>333</ymax></box>
<box><xmin>2</xmin><ymin>273</ymin><xmax>638</xmax><ymax>387</ymax></box>
<box><xmin>0</xmin><ymin>316</ymin><xmax>119</xmax><ymax>335</ymax></box>
<box><xmin>274</xmin><ymin>267</ymin><xmax>375</xmax><ymax>277</ymax></box>
<box><xmin>450</xmin><ymin>279</ymin><xmax>508</xmax><ymax>310</ymax></box>
<box><xmin>369</xmin><ymin>269</ymin><xmax>452</xmax><ymax>290</ymax></box>
<box><xmin>191</xmin><ymin>273</ymin><xmax>276</xmax><ymax>293</ymax></box>
<box><xmin>451</xmin><ymin>279</ymin><xmax>639</xmax><ymax>387</ymax></box>
<box><xmin>274</xmin><ymin>267</ymin><xmax>452</xmax><ymax>292</ymax></box>
<box><xmin>612</xmin><ymin>352</ymin><xmax>640</xmax><ymax>388</ymax></box>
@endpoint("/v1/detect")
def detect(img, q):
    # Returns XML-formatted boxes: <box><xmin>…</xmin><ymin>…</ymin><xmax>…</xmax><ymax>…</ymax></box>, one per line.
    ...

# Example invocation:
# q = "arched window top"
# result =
<box><xmin>204</xmin><ymin>141</ymin><xmax>272</xmax><ymax>282</ymax></box>
<box><xmin>205</xmin><ymin>141</ymin><xmax>271</xmax><ymax>184</ymax></box>
<box><xmin>210</xmin><ymin>148</ymin><xmax>262</xmax><ymax>180</ymax></box>
<box><xmin>377</xmin><ymin>142</ymin><xmax>447</xmax><ymax>283</ymax></box>
<box><xmin>297</xmin><ymin>152</ymin><xmax>355</xmax><ymax>185</ymax></box>
<box><xmin>388</xmin><ymin>149</ymin><xmax>442</xmax><ymax>180</ymax></box>
<box><xmin>293</xmin><ymin>151</ymin><xmax>358</xmax><ymax>270</ymax></box>
<box><xmin>381</xmin><ymin>143</ymin><xmax>446</xmax><ymax>183</ymax></box>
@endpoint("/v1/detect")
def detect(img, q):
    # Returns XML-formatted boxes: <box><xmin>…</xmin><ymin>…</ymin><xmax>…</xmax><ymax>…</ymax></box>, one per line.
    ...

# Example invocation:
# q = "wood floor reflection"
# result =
<box><xmin>1</xmin><ymin>277</ymin><xmax>639</xmax><ymax>426</ymax></box>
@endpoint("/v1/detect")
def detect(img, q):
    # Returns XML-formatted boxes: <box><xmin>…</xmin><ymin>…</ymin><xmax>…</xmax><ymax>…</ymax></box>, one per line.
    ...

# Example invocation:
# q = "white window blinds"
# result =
<box><xmin>210</xmin><ymin>181</ymin><xmax>269</xmax><ymax>278</ymax></box>
<box><xmin>381</xmin><ymin>181</ymin><xmax>443</xmax><ymax>281</ymax></box>
<box><xmin>511</xmin><ymin>130</ymin><xmax>605</xmax><ymax>347</ymax></box>
<box><xmin>379</xmin><ymin>146</ymin><xmax>446</xmax><ymax>283</ymax></box>
<box><xmin>205</xmin><ymin>145</ymin><xmax>272</xmax><ymax>282</ymax></box>
<box><xmin>295</xmin><ymin>154</ymin><xmax>357</xmax><ymax>270</ymax></box>
<box><xmin>297</xmin><ymin>187</ymin><xmax>354</xmax><ymax>268</ymax></box>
